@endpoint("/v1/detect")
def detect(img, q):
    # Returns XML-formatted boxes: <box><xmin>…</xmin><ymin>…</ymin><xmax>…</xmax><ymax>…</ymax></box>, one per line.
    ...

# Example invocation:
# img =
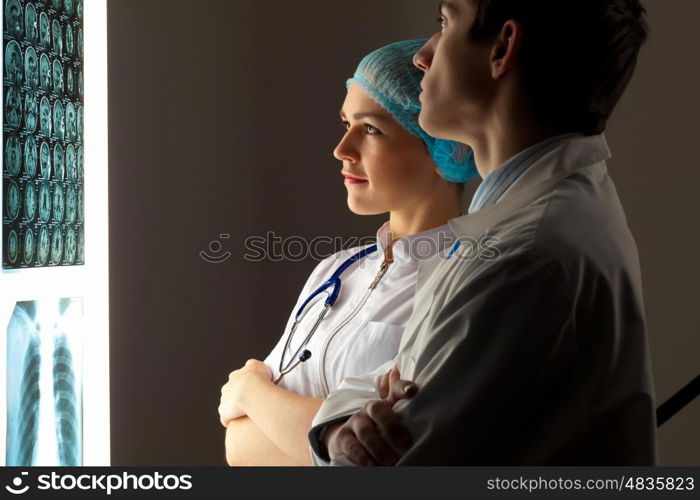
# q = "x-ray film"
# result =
<box><xmin>5</xmin><ymin>297</ymin><xmax>84</xmax><ymax>466</ymax></box>
<box><xmin>3</xmin><ymin>0</ymin><xmax>84</xmax><ymax>268</ymax></box>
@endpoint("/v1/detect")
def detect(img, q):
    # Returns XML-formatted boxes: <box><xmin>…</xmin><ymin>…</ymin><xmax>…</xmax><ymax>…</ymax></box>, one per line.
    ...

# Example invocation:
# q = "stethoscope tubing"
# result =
<box><xmin>276</xmin><ymin>245</ymin><xmax>379</xmax><ymax>383</ymax></box>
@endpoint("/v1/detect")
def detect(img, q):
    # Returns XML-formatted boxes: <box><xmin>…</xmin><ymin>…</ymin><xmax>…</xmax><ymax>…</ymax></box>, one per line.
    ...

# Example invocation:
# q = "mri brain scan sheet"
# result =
<box><xmin>3</xmin><ymin>0</ymin><xmax>84</xmax><ymax>268</ymax></box>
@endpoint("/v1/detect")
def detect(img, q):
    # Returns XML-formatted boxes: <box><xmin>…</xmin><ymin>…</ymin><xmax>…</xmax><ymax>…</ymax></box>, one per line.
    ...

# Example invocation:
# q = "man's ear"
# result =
<box><xmin>490</xmin><ymin>20</ymin><xmax>523</xmax><ymax>80</ymax></box>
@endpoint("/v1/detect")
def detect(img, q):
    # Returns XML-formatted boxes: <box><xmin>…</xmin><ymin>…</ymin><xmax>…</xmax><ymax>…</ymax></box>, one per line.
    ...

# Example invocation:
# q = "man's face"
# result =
<box><xmin>414</xmin><ymin>0</ymin><xmax>494</xmax><ymax>144</ymax></box>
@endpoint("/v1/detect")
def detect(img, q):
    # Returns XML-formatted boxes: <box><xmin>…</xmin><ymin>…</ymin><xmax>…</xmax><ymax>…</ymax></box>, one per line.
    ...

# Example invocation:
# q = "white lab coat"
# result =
<box><xmin>264</xmin><ymin>222</ymin><xmax>456</xmax><ymax>398</ymax></box>
<box><xmin>309</xmin><ymin>134</ymin><xmax>658</xmax><ymax>465</ymax></box>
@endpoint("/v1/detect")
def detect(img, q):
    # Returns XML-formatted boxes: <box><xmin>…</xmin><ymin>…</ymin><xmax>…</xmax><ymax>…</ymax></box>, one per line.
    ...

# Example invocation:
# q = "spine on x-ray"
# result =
<box><xmin>53</xmin><ymin>334</ymin><xmax>81</xmax><ymax>466</ymax></box>
<box><xmin>17</xmin><ymin>337</ymin><xmax>42</xmax><ymax>466</ymax></box>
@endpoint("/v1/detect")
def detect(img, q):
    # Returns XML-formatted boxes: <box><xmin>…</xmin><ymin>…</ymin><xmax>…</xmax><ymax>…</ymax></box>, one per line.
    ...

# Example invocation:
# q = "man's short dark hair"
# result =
<box><xmin>467</xmin><ymin>0</ymin><xmax>648</xmax><ymax>135</ymax></box>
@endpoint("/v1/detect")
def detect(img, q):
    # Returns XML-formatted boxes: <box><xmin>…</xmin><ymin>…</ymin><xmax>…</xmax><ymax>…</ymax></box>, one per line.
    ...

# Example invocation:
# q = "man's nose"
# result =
<box><xmin>413</xmin><ymin>34</ymin><xmax>438</xmax><ymax>72</ymax></box>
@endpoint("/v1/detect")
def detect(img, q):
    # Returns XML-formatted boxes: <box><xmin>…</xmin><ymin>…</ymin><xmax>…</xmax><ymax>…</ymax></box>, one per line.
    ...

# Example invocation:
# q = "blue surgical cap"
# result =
<box><xmin>347</xmin><ymin>39</ymin><xmax>478</xmax><ymax>184</ymax></box>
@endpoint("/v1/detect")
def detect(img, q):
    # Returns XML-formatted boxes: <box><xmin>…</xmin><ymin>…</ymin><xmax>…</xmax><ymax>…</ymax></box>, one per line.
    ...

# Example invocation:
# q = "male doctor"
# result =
<box><xmin>308</xmin><ymin>0</ymin><xmax>658</xmax><ymax>465</ymax></box>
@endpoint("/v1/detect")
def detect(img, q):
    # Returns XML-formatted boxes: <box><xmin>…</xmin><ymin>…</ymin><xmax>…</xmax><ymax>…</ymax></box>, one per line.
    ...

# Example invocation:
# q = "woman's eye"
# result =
<box><xmin>365</xmin><ymin>124</ymin><xmax>380</xmax><ymax>135</ymax></box>
<box><xmin>341</xmin><ymin>121</ymin><xmax>350</xmax><ymax>130</ymax></box>
<box><xmin>436</xmin><ymin>16</ymin><xmax>447</xmax><ymax>29</ymax></box>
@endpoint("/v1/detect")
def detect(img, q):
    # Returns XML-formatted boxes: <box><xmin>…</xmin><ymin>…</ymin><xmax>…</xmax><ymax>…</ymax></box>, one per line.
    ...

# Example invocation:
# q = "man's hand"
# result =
<box><xmin>219</xmin><ymin>359</ymin><xmax>273</xmax><ymax>427</ymax></box>
<box><xmin>324</xmin><ymin>366</ymin><xmax>417</xmax><ymax>466</ymax></box>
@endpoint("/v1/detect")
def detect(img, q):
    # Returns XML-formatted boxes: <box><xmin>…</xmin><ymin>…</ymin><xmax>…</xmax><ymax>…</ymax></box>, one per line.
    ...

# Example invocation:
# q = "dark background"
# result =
<box><xmin>107</xmin><ymin>0</ymin><xmax>699</xmax><ymax>465</ymax></box>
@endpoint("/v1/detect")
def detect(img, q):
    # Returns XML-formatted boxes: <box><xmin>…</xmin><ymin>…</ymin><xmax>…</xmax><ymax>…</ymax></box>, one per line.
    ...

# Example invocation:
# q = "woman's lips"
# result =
<box><xmin>342</xmin><ymin>173</ymin><xmax>368</xmax><ymax>185</ymax></box>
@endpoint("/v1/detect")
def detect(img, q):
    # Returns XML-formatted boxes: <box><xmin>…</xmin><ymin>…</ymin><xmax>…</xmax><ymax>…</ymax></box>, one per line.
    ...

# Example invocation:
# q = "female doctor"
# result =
<box><xmin>218</xmin><ymin>39</ymin><xmax>478</xmax><ymax>466</ymax></box>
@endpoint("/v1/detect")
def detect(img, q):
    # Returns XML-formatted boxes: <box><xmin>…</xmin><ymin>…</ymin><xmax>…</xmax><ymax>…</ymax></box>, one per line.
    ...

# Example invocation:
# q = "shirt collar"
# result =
<box><xmin>469</xmin><ymin>133</ymin><xmax>584</xmax><ymax>214</ymax></box>
<box><xmin>375</xmin><ymin>221</ymin><xmax>456</xmax><ymax>265</ymax></box>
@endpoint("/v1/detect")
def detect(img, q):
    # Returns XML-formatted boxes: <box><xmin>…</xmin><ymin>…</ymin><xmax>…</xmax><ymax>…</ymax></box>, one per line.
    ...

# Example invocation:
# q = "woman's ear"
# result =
<box><xmin>433</xmin><ymin>166</ymin><xmax>450</xmax><ymax>181</ymax></box>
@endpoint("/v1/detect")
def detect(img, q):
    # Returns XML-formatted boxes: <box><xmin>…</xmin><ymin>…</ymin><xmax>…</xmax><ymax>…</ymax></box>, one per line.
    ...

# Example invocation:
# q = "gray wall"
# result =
<box><xmin>606</xmin><ymin>1</ymin><xmax>699</xmax><ymax>466</ymax></box>
<box><xmin>107</xmin><ymin>0</ymin><xmax>698</xmax><ymax>465</ymax></box>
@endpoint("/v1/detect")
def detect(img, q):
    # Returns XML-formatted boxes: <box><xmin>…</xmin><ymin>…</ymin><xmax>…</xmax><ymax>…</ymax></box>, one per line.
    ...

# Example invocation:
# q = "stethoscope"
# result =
<box><xmin>274</xmin><ymin>244</ymin><xmax>379</xmax><ymax>385</ymax></box>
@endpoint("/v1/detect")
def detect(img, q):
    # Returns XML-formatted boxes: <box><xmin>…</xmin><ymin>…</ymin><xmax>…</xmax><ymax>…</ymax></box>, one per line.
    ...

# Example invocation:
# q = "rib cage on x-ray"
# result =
<box><xmin>17</xmin><ymin>333</ymin><xmax>41</xmax><ymax>466</ymax></box>
<box><xmin>6</xmin><ymin>298</ymin><xmax>83</xmax><ymax>466</ymax></box>
<box><xmin>53</xmin><ymin>334</ymin><xmax>79</xmax><ymax>465</ymax></box>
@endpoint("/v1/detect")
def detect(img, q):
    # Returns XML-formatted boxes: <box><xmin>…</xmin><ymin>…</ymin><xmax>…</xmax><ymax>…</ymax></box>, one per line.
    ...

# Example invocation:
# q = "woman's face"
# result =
<box><xmin>335</xmin><ymin>83</ymin><xmax>439</xmax><ymax>216</ymax></box>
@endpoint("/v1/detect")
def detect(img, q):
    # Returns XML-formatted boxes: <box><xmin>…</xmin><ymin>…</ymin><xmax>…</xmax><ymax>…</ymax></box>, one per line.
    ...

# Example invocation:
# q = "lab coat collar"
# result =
<box><xmin>376</xmin><ymin>221</ymin><xmax>456</xmax><ymax>265</ymax></box>
<box><xmin>469</xmin><ymin>133</ymin><xmax>584</xmax><ymax>214</ymax></box>
<box><xmin>448</xmin><ymin>133</ymin><xmax>612</xmax><ymax>239</ymax></box>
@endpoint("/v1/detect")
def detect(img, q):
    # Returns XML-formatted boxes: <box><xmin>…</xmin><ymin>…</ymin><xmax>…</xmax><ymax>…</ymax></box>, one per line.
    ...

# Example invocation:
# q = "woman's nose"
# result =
<box><xmin>413</xmin><ymin>35</ymin><xmax>438</xmax><ymax>72</ymax></box>
<box><xmin>333</xmin><ymin>132</ymin><xmax>359</xmax><ymax>163</ymax></box>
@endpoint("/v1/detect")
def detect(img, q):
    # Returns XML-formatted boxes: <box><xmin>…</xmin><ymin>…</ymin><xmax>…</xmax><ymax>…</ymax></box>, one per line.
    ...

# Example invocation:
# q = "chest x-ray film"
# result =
<box><xmin>5</xmin><ymin>297</ymin><xmax>83</xmax><ymax>466</ymax></box>
<box><xmin>3</xmin><ymin>0</ymin><xmax>84</xmax><ymax>268</ymax></box>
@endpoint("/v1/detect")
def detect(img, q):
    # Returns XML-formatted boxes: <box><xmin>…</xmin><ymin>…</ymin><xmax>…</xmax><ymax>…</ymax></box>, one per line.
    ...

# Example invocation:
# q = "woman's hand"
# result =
<box><xmin>378</xmin><ymin>366</ymin><xmax>411</xmax><ymax>405</ymax></box>
<box><xmin>219</xmin><ymin>359</ymin><xmax>273</xmax><ymax>427</ymax></box>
